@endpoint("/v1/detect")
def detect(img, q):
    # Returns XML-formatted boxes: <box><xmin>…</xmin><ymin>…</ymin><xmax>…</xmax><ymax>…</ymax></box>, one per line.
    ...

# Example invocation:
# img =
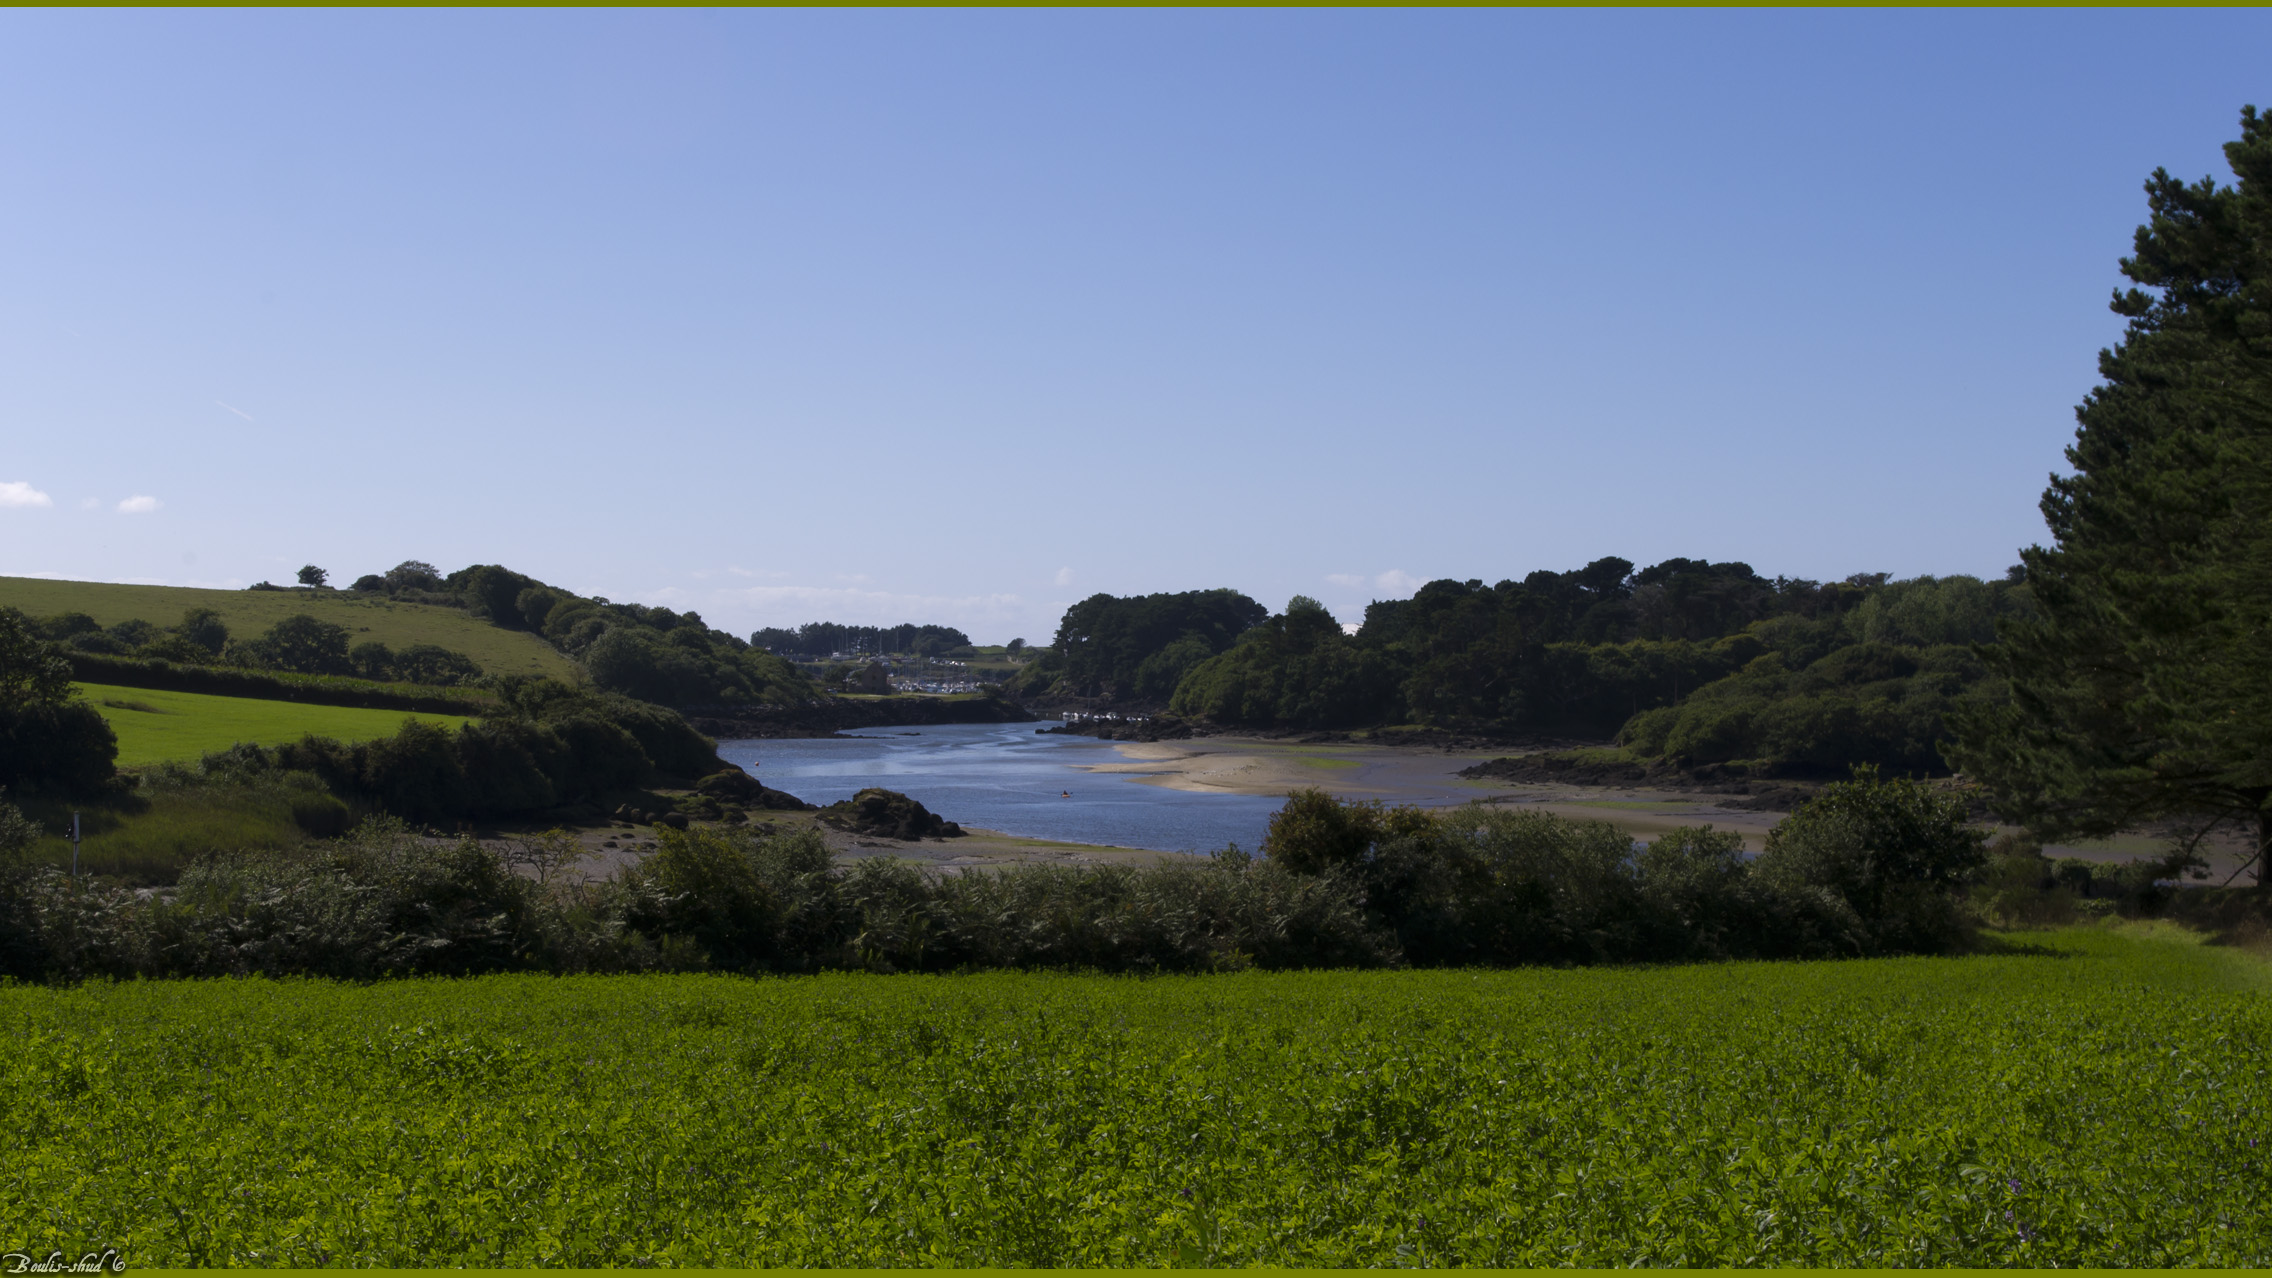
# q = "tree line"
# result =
<box><xmin>750</xmin><ymin>622</ymin><xmax>973</xmax><ymax>659</ymax></box>
<box><xmin>303</xmin><ymin>560</ymin><xmax>822</xmax><ymax>709</ymax></box>
<box><xmin>35</xmin><ymin>607</ymin><xmax>488</xmax><ymax>687</ymax></box>
<box><xmin>1008</xmin><ymin>567</ymin><xmax>2033</xmax><ymax>780</ymax></box>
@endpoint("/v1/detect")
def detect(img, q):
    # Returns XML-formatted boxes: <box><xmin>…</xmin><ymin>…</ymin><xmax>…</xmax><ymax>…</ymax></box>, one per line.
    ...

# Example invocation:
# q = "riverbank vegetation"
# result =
<box><xmin>1012</xmin><ymin>588</ymin><xmax>1270</xmax><ymax>704</ymax></box>
<box><xmin>1148</xmin><ymin>568</ymin><xmax>2033</xmax><ymax>783</ymax></box>
<box><xmin>0</xmin><ymin>769</ymin><xmax>2208</xmax><ymax>983</ymax></box>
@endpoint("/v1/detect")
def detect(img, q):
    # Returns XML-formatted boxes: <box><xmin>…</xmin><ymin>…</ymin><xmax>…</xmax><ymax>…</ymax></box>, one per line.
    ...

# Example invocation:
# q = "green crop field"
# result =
<box><xmin>77</xmin><ymin>682</ymin><xmax>471</xmax><ymax>766</ymax></box>
<box><xmin>0</xmin><ymin>575</ymin><xmax>576</xmax><ymax>679</ymax></box>
<box><xmin>4</xmin><ymin>926</ymin><xmax>2265</xmax><ymax>1266</ymax></box>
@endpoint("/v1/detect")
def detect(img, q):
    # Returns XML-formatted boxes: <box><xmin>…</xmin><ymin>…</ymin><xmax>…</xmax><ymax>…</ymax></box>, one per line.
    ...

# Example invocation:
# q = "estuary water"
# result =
<box><xmin>716</xmin><ymin>721</ymin><xmax>1282</xmax><ymax>853</ymax></box>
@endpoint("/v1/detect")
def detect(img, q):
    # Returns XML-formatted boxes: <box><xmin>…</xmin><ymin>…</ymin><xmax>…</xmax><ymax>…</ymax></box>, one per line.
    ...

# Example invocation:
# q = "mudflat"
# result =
<box><xmin>1083</xmin><ymin>737</ymin><xmax>1790</xmax><ymax>850</ymax></box>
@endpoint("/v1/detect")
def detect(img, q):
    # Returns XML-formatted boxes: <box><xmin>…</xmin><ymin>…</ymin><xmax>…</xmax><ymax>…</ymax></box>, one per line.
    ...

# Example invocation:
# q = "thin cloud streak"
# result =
<box><xmin>1324</xmin><ymin>569</ymin><xmax>1424</xmax><ymax>597</ymax></box>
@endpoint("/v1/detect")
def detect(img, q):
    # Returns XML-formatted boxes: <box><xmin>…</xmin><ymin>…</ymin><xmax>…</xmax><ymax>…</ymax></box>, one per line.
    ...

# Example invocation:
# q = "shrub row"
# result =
<box><xmin>179</xmin><ymin>684</ymin><xmax>728</xmax><ymax>826</ymax></box>
<box><xmin>0</xmin><ymin>820</ymin><xmax>1385</xmax><ymax>981</ymax></box>
<box><xmin>66</xmin><ymin>651</ymin><xmax>494</xmax><ymax>714</ymax></box>
<box><xmin>0</xmin><ymin>770</ymin><xmax>2015</xmax><ymax>983</ymax></box>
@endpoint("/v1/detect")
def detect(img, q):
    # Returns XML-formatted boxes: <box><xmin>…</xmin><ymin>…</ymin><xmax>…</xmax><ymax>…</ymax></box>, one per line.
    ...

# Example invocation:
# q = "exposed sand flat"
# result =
<box><xmin>1082</xmin><ymin>744</ymin><xmax>1314</xmax><ymax>793</ymax></box>
<box><xmin>1079</xmin><ymin>736</ymin><xmax>2249</xmax><ymax>868</ymax></box>
<box><xmin>1080</xmin><ymin>737</ymin><xmax>1788</xmax><ymax>849</ymax></box>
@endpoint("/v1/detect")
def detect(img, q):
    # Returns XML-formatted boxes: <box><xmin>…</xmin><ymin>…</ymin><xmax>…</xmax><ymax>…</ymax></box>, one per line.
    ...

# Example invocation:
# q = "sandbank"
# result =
<box><xmin>1079</xmin><ymin>736</ymin><xmax>1789</xmax><ymax>850</ymax></box>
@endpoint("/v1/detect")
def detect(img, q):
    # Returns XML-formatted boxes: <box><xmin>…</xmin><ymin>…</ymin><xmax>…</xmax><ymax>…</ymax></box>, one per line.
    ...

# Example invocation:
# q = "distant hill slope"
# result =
<box><xmin>0</xmin><ymin>575</ymin><xmax>578</xmax><ymax>680</ymax></box>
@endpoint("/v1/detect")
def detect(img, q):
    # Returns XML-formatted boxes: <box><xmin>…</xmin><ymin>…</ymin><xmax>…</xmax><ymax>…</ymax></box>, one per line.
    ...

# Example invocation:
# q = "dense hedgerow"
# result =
<box><xmin>0</xmin><ymin>771</ymin><xmax>2009</xmax><ymax>983</ymax></box>
<box><xmin>1</xmin><ymin>929</ymin><xmax>2266</xmax><ymax>1266</ymax></box>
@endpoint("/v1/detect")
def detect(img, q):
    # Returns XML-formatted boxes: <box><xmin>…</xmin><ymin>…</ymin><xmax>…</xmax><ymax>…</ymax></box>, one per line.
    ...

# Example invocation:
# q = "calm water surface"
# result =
<box><xmin>717</xmin><ymin>721</ymin><xmax>1281</xmax><ymax>852</ymax></box>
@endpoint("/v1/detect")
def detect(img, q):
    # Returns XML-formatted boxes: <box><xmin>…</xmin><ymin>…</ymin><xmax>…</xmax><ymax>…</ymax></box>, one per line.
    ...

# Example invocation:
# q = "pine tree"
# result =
<box><xmin>1951</xmin><ymin>107</ymin><xmax>2272</xmax><ymax>884</ymax></box>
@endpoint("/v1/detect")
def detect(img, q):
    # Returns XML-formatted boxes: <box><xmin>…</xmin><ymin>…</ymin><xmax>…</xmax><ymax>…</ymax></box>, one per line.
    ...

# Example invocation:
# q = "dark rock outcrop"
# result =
<box><xmin>817</xmin><ymin>788</ymin><xmax>965</xmax><ymax>840</ymax></box>
<box><xmin>695</xmin><ymin>766</ymin><xmax>814</xmax><ymax>811</ymax></box>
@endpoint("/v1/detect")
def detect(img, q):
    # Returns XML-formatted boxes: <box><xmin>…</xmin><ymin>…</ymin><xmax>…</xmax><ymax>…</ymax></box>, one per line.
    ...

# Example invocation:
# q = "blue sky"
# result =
<box><xmin>2</xmin><ymin>9</ymin><xmax>2266</xmax><ymax>643</ymax></box>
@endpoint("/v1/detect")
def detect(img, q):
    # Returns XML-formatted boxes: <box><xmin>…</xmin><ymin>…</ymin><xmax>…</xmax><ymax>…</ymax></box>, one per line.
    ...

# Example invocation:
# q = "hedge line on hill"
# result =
<box><xmin>65</xmin><ymin>652</ymin><xmax>495</xmax><ymax>715</ymax></box>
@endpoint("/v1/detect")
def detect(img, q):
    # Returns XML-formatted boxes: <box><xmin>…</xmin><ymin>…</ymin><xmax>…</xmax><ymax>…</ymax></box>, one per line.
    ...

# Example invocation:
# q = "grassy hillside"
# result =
<box><xmin>0</xmin><ymin>926</ymin><xmax>2259</xmax><ymax>1266</ymax></box>
<box><xmin>0</xmin><ymin>575</ymin><xmax>576</xmax><ymax>679</ymax></box>
<box><xmin>77</xmin><ymin>682</ymin><xmax>471</xmax><ymax>766</ymax></box>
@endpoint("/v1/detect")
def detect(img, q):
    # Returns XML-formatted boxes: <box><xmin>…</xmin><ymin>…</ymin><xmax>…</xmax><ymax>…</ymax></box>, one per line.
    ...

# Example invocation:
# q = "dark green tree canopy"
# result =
<box><xmin>246</xmin><ymin>614</ymin><xmax>354</xmax><ymax>676</ymax></box>
<box><xmin>750</xmin><ymin>622</ymin><xmax>972</xmax><ymax>659</ymax></box>
<box><xmin>0</xmin><ymin>608</ymin><xmax>74</xmax><ymax>709</ymax></box>
<box><xmin>0</xmin><ymin>608</ymin><xmax>118</xmax><ymax>794</ymax></box>
<box><xmin>1049</xmin><ymin>588</ymin><xmax>1269</xmax><ymax>702</ymax></box>
<box><xmin>1952</xmin><ymin>106</ymin><xmax>2272</xmax><ymax>881</ymax></box>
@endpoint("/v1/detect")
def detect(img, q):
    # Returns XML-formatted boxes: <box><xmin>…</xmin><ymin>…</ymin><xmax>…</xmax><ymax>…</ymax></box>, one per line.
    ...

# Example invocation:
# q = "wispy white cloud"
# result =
<box><xmin>114</xmin><ymin>575</ymin><xmax>249</xmax><ymax>589</ymax></box>
<box><xmin>1324</xmin><ymin>569</ymin><xmax>1424</xmax><ymax>597</ymax></box>
<box><xmin>79</xmin><ymin>497</ymin><xmax>100</xmax><ymax>510</ymax></box>
<box><xmin>0</xmin><ymin>481</ymin><xmax>53</xmax><ymax>509</ymax></box>
<box><xmin>1053</xmin><ymin>567</ymin><xmax>1074</xmax><ymax>587</ymax></box>
<box><xmin>117</xmin><ymin>495</ymin><xmax>161</xmax><ymax>514</ymax></box>
<box><xmin>216</xmin><ymin>400</ymin><xmax>255</xmax><ymax>424</ymax></box>
<box><xmin>0</xmin><ymin>570</ymin><xmax>246</xmax><ymax>589</ymax></box>
<box><xmin>695</xmin><ymin>566</ymin><xmax>788</xmax><ymax>582</ymax></box>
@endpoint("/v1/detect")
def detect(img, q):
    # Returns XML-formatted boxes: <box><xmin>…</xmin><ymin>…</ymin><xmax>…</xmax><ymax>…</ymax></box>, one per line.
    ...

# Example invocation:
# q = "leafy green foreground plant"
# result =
<box><xmin>0</xmin><ymin>929</ymin><xmax>2264</xmax><ymax>1266</ymax></box>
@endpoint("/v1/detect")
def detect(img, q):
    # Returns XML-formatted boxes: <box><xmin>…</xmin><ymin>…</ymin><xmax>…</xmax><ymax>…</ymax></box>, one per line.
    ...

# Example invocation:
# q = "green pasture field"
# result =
<box><xmin>5</xmin><ymin>926</ymin><xmax>2265</xmax><ymax>1266</ymax></box>
<box><xmin>76</xmin><ymin>682</ymin><xmax>470</xmax><ymax>766</ymax></box>
<box><xmin>0</xmin><ymin>575</ymin><xmax>576</xmax><ymax>679</ymax></box>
